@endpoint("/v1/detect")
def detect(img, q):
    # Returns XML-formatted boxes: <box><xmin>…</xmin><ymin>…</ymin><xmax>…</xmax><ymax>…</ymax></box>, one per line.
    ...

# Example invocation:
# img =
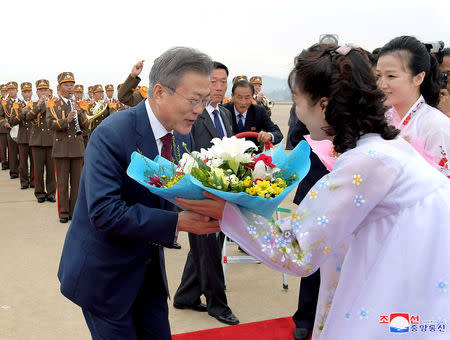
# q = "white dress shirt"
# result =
<box><xmin>233</xmin><ymin>106</ymin><xmax>247</xmax><ymax>126</ymax></box>
<box><xmin>145</xmin><ymin>99</ymin><xmax>173</xmax><ymax>155</ymax></box>
<box><xmin>206</xmin><ymin>104</ymin><xmax>228</xmax><ymax>137</ymax></box>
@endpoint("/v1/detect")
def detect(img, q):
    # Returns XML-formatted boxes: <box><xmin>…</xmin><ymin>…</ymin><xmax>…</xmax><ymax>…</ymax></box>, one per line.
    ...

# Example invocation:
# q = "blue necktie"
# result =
<box><xmin>212</xmin><ymin>109</ymin><xmax>225</xmax><ymax>138</ymax></box>
<box><xmin>237</xmin><ymin>114</ymin><xmax>244</xmax><ymax>133</ymax></box>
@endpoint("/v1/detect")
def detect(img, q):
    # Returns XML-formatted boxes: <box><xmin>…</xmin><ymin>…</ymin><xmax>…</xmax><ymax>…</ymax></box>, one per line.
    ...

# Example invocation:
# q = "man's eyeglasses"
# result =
<box><xmin>165</xmin><ymin>85</ymin><xmax>212</xmax><ymax>109</ymax></box>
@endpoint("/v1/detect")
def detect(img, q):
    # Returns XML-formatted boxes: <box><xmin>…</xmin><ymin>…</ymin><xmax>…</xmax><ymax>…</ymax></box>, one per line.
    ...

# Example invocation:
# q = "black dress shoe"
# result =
<box><xmin>1</xmin><ymin>165</ymin><xmax>8</xmax><ymax>170</ymax></box>
<box><xmin>173</xmin><ymin>302</ymin><xmax>207</xmax><ymax>312</ymax></box>
<box><xmin>172</xmin><ymin>242</ymin><xmax>182</xmax><ymax>249</ymax></box>
<box><xmin>293</xmin><ymin>327</ymin><xmax>311</xmax><ymax>340</ymax></box>
<box><xmin>46</xmin><ymin>196</ymin><xmax>56</xmax><ymax>203</ymax></box>
<box><xmin>21</xmin><ymin>184</ymin><xmax>28</xmax><ymax>189</ymax></box>
<box><xmin>10</xmin><ymin>174</ymin><xmax>18</xmax><ymax>179</ymax></box>
<box><xmin>210</xmin><ymin>311</ymin><xmax>240</xmax><ymax>325</ymax></box>
<box><xmin>37</xmin><ymin>197</ymin><xmax>46</xmax><ymax>203</ymax></box>
<box><xmin>59</xmin><ymin>217</ymin><xmax>69</xmax><ymax>223</ymax></box>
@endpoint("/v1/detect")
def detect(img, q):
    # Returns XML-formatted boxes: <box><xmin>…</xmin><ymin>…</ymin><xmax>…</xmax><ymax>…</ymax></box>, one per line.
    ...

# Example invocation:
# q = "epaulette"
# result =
<box><xmin>46</xmin><ymin>100</ymin><xmax>55</xmax><ymax>108</ymax></box>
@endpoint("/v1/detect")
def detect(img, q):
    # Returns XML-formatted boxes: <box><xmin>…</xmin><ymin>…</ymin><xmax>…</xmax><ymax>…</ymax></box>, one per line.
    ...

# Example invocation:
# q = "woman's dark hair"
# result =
<box><xmin>288</xmin><ymin>43</ymin><xmax>399</xmax><ymax>153</ymax></box>
<box><xmin>379</xmin><ymin>36</ymin><xmax>441</xmax><ymax>107</ymax></box>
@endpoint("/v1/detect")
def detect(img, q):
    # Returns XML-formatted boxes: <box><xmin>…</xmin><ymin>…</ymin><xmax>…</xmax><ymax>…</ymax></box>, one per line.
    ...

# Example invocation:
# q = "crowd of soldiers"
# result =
<box><xmin>0</xmin><ymin>68</ymin><xmax>274</xmax><ymax>224</ymax></box>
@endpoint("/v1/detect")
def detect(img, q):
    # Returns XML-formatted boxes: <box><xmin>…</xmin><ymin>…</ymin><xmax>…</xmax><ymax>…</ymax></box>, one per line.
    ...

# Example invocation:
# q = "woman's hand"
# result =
<box><xmin>175</xmin><ymin>191</ymin><xmax>226</xmax><ymax>220</ymax></box>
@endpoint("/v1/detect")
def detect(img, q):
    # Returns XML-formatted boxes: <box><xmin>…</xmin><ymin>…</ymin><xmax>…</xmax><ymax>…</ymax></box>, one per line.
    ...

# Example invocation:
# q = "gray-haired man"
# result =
<box><xmin>57</xmin><ymin>47</ymin><xmax>220</xmax><ymax>340</ymax></box>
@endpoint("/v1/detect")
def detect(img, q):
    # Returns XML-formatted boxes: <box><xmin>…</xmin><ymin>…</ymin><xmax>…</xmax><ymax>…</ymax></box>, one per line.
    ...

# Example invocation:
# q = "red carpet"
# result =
<box><xmin>172</xmin><ymin>317</ymin><xmax>308</xmax><ymax>340</ymax></box>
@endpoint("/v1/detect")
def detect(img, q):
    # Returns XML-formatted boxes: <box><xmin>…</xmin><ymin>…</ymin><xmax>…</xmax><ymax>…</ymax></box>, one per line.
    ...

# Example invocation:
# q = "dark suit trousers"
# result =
<box><xmin>82</xmin><ymin>249</ymin><xmax>171</xmax><ymax>340</ymax></box>
<box><xmin>54</xmin><ymin>157</ymin><xmax>83</xmax><ymax>219</ymax></box>
<box><xmin>292</xmin><ymin>269</ymin><xmax>321</xmax><ymax>330</ymax></box>
<box><xmin>18</xmin><ymin>143</ymin><xmax>34</xmax><ymax>187</ymax></box>
<box><xmin>0</xmin><ymin>133</ymin><xmax>8</xmax><ymax>167</ymax></box>
<box><xmin>7</xmin><ymin>134</ymin><xmax>19</xmax><ymax>176</ymax></box>
<box><xmin>32</xmin><ymin>146</ymin><xmax>56</xmax><ymax>199</ymax></box>
<box><xmin>174</xmin><ymin>232</ymin><xmax>230</xmax><ymax>316</ymax></box>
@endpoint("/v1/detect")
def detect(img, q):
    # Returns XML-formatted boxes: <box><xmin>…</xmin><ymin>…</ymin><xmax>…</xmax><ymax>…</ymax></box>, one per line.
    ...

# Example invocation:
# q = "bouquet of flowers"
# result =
<box><xmin>127</xmin><ymin>136</ymin><xmax>311</xmax><ymax>218</ymax></box>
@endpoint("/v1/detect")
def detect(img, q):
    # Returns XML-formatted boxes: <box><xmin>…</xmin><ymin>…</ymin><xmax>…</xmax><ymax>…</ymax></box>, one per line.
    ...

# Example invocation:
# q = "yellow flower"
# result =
<box><xmin>292</xmin><ymin>213</ymin><xmax>299</xmax><ymax>219</ymax></box>
<box><xmin>323</xmin><ymin>246</ymin><xmax>330</xmax><ymax>254</ymax></box>
<box><xmin>166</xmin><ymin>174</ymin><xmax>184</xmax><ymax>188</ymax></box>
<box><xmin>352</xmin><ymin>174</ymin><xmax>362</xmax><ymax>185</ymax></box>
<box><xmin>246</xmin><ymin>187</ymin><xmax>257</xmax><ymax>195</ymax></box>
<box><xmin>243</xmin><ymin>176</ymin><xmax>252</xmax><ymax>187</ymax></box>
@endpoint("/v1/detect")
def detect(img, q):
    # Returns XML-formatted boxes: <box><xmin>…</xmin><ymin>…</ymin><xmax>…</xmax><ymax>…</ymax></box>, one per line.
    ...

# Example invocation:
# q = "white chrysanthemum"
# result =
<box><xmin>209</xmin><ymin>136</ymin><xmax>257</xmax><ymax>173</ymax></box>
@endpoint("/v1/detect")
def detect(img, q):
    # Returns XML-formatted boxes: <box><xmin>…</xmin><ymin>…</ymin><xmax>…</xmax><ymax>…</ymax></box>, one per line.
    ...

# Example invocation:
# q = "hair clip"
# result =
<box><xmin>335</xmin><ymin>43</ymin><xmax>358</xmax><ymax>56</ymax></box>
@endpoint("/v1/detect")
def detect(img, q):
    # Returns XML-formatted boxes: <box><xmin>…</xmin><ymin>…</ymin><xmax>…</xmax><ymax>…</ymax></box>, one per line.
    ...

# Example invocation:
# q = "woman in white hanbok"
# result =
<box><xmin>177</xmin><ymin>44</ymin><xmax>450</xmax><ymax>339</ymax></box>
<box><xmin>377</xmin><ymin>36</ymin><xmax>450</xmax><ymax>178</ymax></box>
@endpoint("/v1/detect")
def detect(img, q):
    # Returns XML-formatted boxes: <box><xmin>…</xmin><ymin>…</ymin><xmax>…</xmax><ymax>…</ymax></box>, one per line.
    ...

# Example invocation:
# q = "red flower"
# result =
<box><xmin>252</xmin><ymin>154</ymin><xmax>275</xmax><ymax>168</ymax></box>
<box><xmin>439</xmin><ymin>157</ymin><xmax>448</xmax><ymax>167</ymax></box>
<box><xmin>147</xmin><ymin>175</ymin><xmax>164</xmax><ymax>188</ymax></box>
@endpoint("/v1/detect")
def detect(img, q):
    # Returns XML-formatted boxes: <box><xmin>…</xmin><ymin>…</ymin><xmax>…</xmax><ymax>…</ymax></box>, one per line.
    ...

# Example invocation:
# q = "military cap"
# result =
<box><xmin>232</xmin><ymin>75</ymin><xmax>248</xmax><ymax>84</ymax></box>
<box><xmin>7</xmin><ymin>81</ymin><xmax>18</xmax><ymax>89</ymax></box>
<box><xmin>57</xmin><ymin>72</ymin><xmax>75</xmax><ymax>85</ymax></box>
<box><xmin>93</xmin><ymin>84</ymin><xmax>104</xmax><ymax>93</ymax></box>
<box><xmin>36</xmin><ymin>79</ymin><xmax>50</xmax><ymax>89</ymax></box>
<box><xmin>105</xmin><ymin>84</ymin><xmax>114</xmax><ymax>91</ymax></box>
<box><xmin>20</xmin><ymin>82</ymin><xmax>32</xmax><ymax>91</ymax></box>
<box><xmin>0</xmin><ymin>84</ymin><xmax>8</xmax><ymax>91</ymax></box>
<box><xmin>117</xmin><ymin>84</ymin><xmax>123</xmax><ymax>91</ymax></box>
<box><xmin>88</xmin><ymin>86</ymin><xmax>94</xmax><ymax>92</ymax></box>
<box><xmin>74</xmin><ymin>84</ymin><xmax>84</xmax><ymax>92</ymax></box>
<box><xmin>249</xmin><ymin>76</ymin><xmax>262</xmax><ymax>85</ymax></box>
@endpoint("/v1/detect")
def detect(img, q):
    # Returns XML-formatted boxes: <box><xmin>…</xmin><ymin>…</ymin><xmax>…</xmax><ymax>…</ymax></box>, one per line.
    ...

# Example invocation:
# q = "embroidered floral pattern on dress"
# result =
<box><xmin>352</xmin><ymin>174</ymin><xmax>362</xmax><ymax>185</ymax></box>
<box><xmin>354</xmin><ymin>195</ymin><xmax>365</xmax><ymax>207</ymax></box>
<box><xmin>317</xmin><ymin>216</ymin><xmax>329</xmax><ymax>226</ymax></box>
<box><xmin>437</xmin><ymin>280</ymin><xmax>448</xmax><ymax>293</ymax></box>
<box><xmin>401</xmin><ymin>98</ymin><xmax>425</xmax><ymax>127</ymax></box>
<box><xmin>309</xmin><ymin>190</ymin><xmax>318</xmax><ymax>199</ymax></box>
<box><xmin>360</xmin><ymin>309</ymin><xmax>368</xmax><ymax>319</ymax></box>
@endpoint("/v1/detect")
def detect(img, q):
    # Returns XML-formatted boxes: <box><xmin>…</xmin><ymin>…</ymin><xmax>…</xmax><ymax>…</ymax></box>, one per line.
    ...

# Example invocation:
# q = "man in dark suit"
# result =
<box><xmin>223</xmin><ymin>79</ymin><xmax>283</xmax><ymax>149</ymax></box>
<box><xmin>57</xmin><ymin>47</ymin><xmax>220</xmax><ymax>340</ymax></box>
<box><xmin>174</xmin><ymin>62</ymin><xmax>239</xmax><ymax>326</ymax></box>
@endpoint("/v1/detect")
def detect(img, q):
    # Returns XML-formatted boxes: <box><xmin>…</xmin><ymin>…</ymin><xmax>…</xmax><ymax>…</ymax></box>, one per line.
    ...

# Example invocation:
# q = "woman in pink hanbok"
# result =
<box><xmin>177</xmin><ymin>43</ymin><xmax>450</xmax><ymax>339</ymax></box>
<box><xmin>377</xmin><ymin>36</ymin><xmax>450</xmax><ymax>178</ymax></box>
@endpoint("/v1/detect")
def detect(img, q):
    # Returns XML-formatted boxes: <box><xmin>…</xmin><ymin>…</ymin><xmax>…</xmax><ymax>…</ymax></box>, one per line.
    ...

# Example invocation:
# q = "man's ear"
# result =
<box><xmin>152</xmin><ymin>84</ymin><xmax>164</xmax><ymax>102</ymax></box>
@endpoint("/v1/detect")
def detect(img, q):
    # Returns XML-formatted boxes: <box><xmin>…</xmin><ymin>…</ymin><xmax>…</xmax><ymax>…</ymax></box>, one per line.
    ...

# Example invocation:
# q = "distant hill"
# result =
<box><xmin>225</xmin><ymin>75</ymin><xmax>292</xmax><ymax>102</ymax></box>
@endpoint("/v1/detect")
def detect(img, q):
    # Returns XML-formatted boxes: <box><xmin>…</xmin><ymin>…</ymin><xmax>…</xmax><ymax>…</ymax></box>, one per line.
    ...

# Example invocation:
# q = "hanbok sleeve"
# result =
<box><xmin>220</xmin><ymin>149</ymin><xmax>399</xmax><ymax>277</ymax></box>
<box><xmin>423</xmin><ymin>125</ymin><xmax>450</xmax><ymax>178</ymax></box>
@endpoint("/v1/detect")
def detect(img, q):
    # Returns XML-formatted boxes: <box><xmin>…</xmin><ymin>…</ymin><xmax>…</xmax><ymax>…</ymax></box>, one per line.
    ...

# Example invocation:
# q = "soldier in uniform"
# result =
<box><xmin>26</xmin><ymin>79</ymin><xmax>56</xmax><ymax>203</ymax></box>
<box><xmin>13</xmin><ymin>82</ymin><xmax>35</xmax><ymax>189</ymax></box>
<box><xmin>117</xmin><ymin>60</ymin><xmax>148</xmax><ymax>107</ymax></box>
<box><xmin>74</xmin><ymin>84</ymin><xmax>91</xmax><ymax>147</ymax></box>
<box><xmin>81</xmin><ymin>84</ymin><xmax>110</xmax><ymax>132</ymax></box>
<box><xmin>0</xmin><ymin>82</ymin><xmax>22</xmax><ymax>179</ymax></box>
<box><xmin>105</xmin><ymin>84</ymin><xmax>122</xmax><ymax>114</ymax></box>
<box><xmin>88</xmin><ymin>86</ymin><xmax>94</xmax><ymax>101</ymax></box>
<box><xmin>46</xmin><ymin>72</ymin><xmax>89</xmax><ymax>223</ymax></box>
<box><xmin>250</xmin><ymin>76</ymin><xmax>273</xmax><ymax>116</ymax></box>
<box><xmin>0</xmin><ymin>84</ymin><xmax>9</xmax><ymax>170</ymax></box>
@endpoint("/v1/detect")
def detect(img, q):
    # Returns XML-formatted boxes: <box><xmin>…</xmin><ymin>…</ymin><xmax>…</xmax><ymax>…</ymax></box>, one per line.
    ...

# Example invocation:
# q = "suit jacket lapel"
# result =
<box><xmin>245</xmin><ymin>105</ymin><xmax>255</xmax><ymax>131</ymax></box>
<box><xmin>219</xmin><ymin>107</ymin><xmax>233</xmax><ymax>137</ymax></box>
<box><xmin>199</xmin><ymin>110</ymin><xmax>218</xmax><ymax>139</ymax></box>
<box><xmin>135</xmin><ymin>100</ymin><xmax>158</xmax><ymax>161</ymax></box>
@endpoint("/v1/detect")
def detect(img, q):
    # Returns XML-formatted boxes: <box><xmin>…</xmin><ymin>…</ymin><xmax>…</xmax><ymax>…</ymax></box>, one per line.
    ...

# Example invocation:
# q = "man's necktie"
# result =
<box><xmin>212</xmin><ymin>109</ymin><xmax>225</xmax><ymax>138</ymax></box>
<box><xmin>160</xmin><ymin>133</ymin><xmax>173</xmax><ymax>161</ymax></box>
<box><xmin>237</xmin><ymin>114</ymin><xmax>244</xmax><ymax>133</ymax></box>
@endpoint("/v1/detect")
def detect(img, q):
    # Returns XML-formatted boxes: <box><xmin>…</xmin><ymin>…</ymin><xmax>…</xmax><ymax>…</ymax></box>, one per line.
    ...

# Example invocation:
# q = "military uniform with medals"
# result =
<box><xmin>46</xmin><ymin>72</ymin><xmax>89</xmax><ymax>223</ymax></box>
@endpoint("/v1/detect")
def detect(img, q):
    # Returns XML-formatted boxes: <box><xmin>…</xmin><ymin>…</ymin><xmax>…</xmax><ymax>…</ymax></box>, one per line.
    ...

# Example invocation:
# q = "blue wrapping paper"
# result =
<box><xmin>126</xmin><ymin>140</ymin><xmax>311</xmax><ymax>218</ymax></box>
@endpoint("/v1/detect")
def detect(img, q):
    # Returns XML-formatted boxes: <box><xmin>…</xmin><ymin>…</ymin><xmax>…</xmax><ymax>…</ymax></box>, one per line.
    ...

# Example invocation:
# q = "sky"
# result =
<box><xmin>1</xmin><ymin>0</ymin><xmax>449</xmax><ymax>95</ymax></box>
